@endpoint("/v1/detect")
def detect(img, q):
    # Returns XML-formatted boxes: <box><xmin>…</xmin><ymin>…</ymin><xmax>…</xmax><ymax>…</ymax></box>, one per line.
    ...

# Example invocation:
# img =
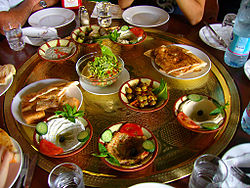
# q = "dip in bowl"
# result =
<box><xmin>33</xmin><ymin>109</ymin><xmax>93</xmax><ymax>158</ymax></box>
<box><xmin>119</xmin><ymin>78</ymin><xmax>169</xmax><ymax>113</ymax></box>
<box><xmin>76</xmin><ymin>49</ymin><xmax>124</xmax><ymax>88</ymax></box>
<box><xmin>38</xmin><ymin>39</ymin><xmax>77</xmax><ymax>62</ymax></box>
<box><xmin>96</xmin><ymin>122</ymin><xmax>158</xmax><ymax>172</ymax></box>
<box><xmin>174</xmin><ymin>94</ymin><xmax>227</xmax><ymax>133</ymax></box>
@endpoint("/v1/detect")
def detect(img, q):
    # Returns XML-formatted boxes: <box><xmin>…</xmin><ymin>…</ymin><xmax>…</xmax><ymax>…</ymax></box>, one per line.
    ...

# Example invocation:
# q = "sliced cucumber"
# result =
<box><xmin>120</xmin><ymin>25</ymin><xmax>129</xmax><ymax>31</ymax></box>
<box><xmin>36</xmin><ymin>122</ymin><xmax>48</xmax><ymax>136</ymax></box>
<box><xmin>142</xmin><ymin>140</ymin><xmax>155</xmax><ymax>152</ymax></box>
<box><xmin>101</xmin><ymin>129</ymin><xmax>113</xmax><ymax>143</ymax></box>
<box><xmin>77</xmin><ymin>130</ymin><xmax>89</xmax><ymax>142</ymax></box>
<box><xmin>201</xmin><ymin>123</ymin><xmax>219</xmax><ymax>130</ymax></box>
<box><xmin>187</xmin><ymin>94</ymin><xmax>202</xmax><ymax>102</ymax></box>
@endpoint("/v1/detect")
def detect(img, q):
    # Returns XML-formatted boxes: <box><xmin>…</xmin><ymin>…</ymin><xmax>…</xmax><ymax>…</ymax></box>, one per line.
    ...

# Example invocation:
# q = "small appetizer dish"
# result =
<box><xmin>71</xmin><ymin>25</ymin><xmax>109</xmax><ymax>45</ymax></box>
<box><xmin>109</xmin><ymin>25</ymin><xmax>147</xmax><ymax>46</ymax></box>
<box><xmin>94</xmin><ymin>122</ymin><xmax>158</xmax><ymax>172</ymax></box>
<box><xmin>33</xmin><ymin>104</ymin><xmax>93</xmax><ymax>158</ymax></box>
<box><xmin>76</xmin><ymin>45</ymin><xmax>124</xmax><ymax>87</ymax></box>
<box><xmin>38</xmin><ymin>39</ymin><xmax>77</xmax><ymax>62</ymax></box>
<box><xmin>119</xmin><ymin>78</ymin><xmax>169</xmax><ymax>112</ymax></box>
<box><xmin>174</xmin><ymin>94</ymin><xmax>228</xmax><ymax>133</ymax></box>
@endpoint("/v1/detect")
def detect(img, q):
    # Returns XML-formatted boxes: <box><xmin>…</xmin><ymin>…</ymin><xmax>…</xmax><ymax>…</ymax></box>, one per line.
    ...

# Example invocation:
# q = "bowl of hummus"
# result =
<box><xmin>96</xmin><ymin>122</ymin><xmax>158</xmax><ymax>172</ymax></box>
<box><xmin>38</xmin><ymin>39</ymin><xmax>77</xmax><ymax>62</ymax></box>
<box><xmin>174</xmin><ymin>94</ymin><xmax>227</xmax><ymax>133</ymax></box>
<box><xmin>33</xmin><ymin>115</ymin><xmax>93</xmax><ymax>158</ymax></box>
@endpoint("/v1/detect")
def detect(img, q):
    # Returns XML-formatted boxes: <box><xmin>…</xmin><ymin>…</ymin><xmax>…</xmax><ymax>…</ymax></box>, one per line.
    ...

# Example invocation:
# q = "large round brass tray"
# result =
<box><xmin>4</xmin><ymin>29</ymin><xmax>240</xmax><ymax>187</ymax></box>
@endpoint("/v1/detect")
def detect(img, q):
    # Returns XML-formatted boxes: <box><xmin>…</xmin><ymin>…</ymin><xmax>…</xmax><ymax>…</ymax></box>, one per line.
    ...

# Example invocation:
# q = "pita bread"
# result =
<box><xmin>145</xmin><ymin>45</ymin><xmax>207</xmax><ymax>77</ymax></box>
<box><xmin>21</xmin><ymin>81</ymin><xmax>80</xmax><ymax>124</ymax></box>
<box><xmin>0</xmin><ymin>64</ymin><xmax>16</xmax><ymax>85</ymax></box>
<box><xmin>0</xmin><ymin>128</ymin><xmax>15</xmax><ymax>153</ymax></box>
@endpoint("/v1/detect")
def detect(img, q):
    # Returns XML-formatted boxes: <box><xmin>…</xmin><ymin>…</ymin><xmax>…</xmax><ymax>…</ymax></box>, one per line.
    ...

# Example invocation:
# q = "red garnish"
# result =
<box><xmin>120</xmin><ymin>123</ymin><xmax>144</xmax><ymax>137</ymax></box>
<box><xmin>130</xmin><ymin>27</ymin><xmax>144</xmax><ymax>37</ymax></box>
<box><xmin>177</xmin><ymin>112</ymin><xmax>200</xmax><ymax>129</ymax></box>
<box><xmin>39</xmin><ymin>139</ymin><xmax>63</xmax><ymax>156</ymax></box>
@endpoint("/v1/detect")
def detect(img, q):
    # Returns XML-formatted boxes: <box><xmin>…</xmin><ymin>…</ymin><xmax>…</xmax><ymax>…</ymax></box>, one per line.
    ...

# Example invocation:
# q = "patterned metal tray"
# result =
<box><xmin>4</xmin><ymin>29</ymin><xmax>240</xmax><ymax>187</ymax></box>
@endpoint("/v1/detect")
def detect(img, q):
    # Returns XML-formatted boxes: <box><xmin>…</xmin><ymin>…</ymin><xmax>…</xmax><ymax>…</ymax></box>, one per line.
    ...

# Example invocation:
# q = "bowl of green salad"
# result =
<box><xmin>76</xmin><ymin>45</ymin><xmax>124</xmax><ymax>87</ymax></box>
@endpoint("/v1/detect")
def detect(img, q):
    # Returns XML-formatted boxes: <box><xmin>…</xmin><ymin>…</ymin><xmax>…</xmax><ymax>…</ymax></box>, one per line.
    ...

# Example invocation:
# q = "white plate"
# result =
<box><xmin>122</xmin><ymin>6</ymin><xmax>170</xmax><ymax>27</ymax></box>
<box><xmin>0</xmin><ymin>75</ymin><xmax>13</xmax><ymax>96</ymax></box>
<box><xmin>5</xmin><ymin>137</ymin><xmax>23</xmax><ymax>188</ymax></box>
<box><xmin>151</xmin><ymin>44</ymin><xmax>211</xmax><ymax>80</ymax></box>
<box><xmin>199</xmin><ymin>23</ymin><xmax>233</xmax><ymax>51</ymax></box>
<box><xmin>28</xmin><ymin>8</ymin><xmax>75</xmax><ymax>28</ymax></box>
<box><xmin>222</xmin><ymin>143</ymin><xmax>250</xmax><ymax>188</ymax></box>
<box><xmin>80</xmin><ymin>68</ymin><xmax>130</xmax><ymax>95</ymax></box>
<box><xmin>129</xmin><ymin>182</ymin><xmax>173</xmax><ymax>188</ymax></box>
<box><xmin>244</xmin><ymin>59</ymin><xmax>250</xmax><ymax>80</ymax></box>
<box><xmin>11</xmin><ymin>78</ymin><xmax>83</xmax><ymax>127</ymax></box>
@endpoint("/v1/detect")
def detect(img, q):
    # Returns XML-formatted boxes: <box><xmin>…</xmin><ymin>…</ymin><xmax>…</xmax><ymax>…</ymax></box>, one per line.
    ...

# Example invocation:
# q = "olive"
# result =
<box><xmin>59</xmin><ymin>136</ymin><xmax>65</xmax><ymax>143</ymax></box>
<box><xmin>150</xmin><ymin>100</ymin><xmax>157</xmax><ymax>106</ymax></box>
<box><xmin>142</xmin><ymin>85</ymin><xmax>148</xmax><ymax>91</ymax></box>
<box><xmin>142</xmin><ymin>95</ymin><xmax>147</xmax><ymax>101</ymax></box>
<box><xmin>127</xmin><ymin>94</ymin><xmax>133</xmax><ymax>100</ymax></box>
<box><xmin>135</xmin><ymin>87</ymin><xmax>142</xmax><ymax>92</ymax></box>
<box><xmin>139</xmin><ymin>103</ymin><xmax>145</xmax><ymax>108</ymax></box>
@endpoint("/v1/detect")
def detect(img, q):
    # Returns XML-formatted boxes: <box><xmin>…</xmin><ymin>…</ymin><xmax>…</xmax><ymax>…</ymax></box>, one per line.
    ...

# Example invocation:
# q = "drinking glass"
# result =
<box><xmin>48</xmin><ymin>162</ymin><xmax>85</xmax><ymax>188</ymax></box>
<box><xmin>222</xmin><ymin>13</ymin><xmax>236</xmax><ymax>27</ymax></box>
<box><xmin>189</xmin><ymin>154</ymin><xmax>228</xmax><ymax>188</ymax></box>
<box><xmin>3</xmin><ymin>23</ymin><xmax>25</xmax><ymax>51</ymax></box>
<box><xmin>96</xmin><ymin>2</ymin><xmax>112</xmax><ymax>27</ymax></box>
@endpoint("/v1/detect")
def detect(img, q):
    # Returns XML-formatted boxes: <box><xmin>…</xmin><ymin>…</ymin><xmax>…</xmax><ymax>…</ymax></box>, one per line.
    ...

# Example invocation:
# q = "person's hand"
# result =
<box><xmin>0</xmin><ymin>146</ymin><xmax>14</xmax><ymax>188</ymax></box>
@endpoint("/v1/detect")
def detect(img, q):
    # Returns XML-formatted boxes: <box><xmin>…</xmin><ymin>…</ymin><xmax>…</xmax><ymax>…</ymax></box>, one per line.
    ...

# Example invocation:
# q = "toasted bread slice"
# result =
<box><xmin>0</xmin><ymin>128</ymin><xmax>15</xmax><ymax>153</ymax></box>
<box><xmin>22</xmin><ymin>110</ymin><xmax>46</xmax><ymax>124</ymax></box>
<box><xmin>0</xmin><ymin>64</ymin><xmax>16</xmax><ymax>85</ymax></box>
<box><xmin>145</xmin><ymin>45</ymin><xmax>207</xmax><ymax>77</ymax></box>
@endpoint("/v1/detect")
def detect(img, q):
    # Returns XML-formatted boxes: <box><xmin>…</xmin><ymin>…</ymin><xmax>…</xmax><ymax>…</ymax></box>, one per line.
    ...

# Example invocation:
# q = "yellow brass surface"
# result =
<box><xmin>4</xmin><ymin>29</ymin><xmax>240</xmax><ymax>187</ymax></box>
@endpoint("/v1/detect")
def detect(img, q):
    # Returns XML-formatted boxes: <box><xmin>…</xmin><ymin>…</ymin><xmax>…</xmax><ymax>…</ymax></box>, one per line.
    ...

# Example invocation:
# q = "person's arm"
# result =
<box><xmin>118</xmin><ymin>0</ymin><xmax>134</xmax><ymax>9</ymax></box>
<box><xmin>0</xmin><ymin>0</ymin><xmax>59</xmax><ymax>34</ymax></box>
<box><xmin>176</xmin><ymin>0</ymin><xmax>205</xmax><ymax>25</ymax></box>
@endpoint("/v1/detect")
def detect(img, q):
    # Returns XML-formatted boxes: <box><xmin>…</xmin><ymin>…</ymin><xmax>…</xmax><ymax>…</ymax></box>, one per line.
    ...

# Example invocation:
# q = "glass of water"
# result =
<box><xmin>189</xmin><ymin>154</ymin><xmax>228</xmax><ymax>188</ymax></box>
<box><xmin>48</xmin><ymin>162</ymin><xmax>85</xmax><ymax>188</ymax></box>
<box><xmin>3</xmin><ymin>23</ymin><xmax>25</xmax><ymax>51</ymax></box>
<box><xmin>96</xmin><ymin>2</ymin><xmax>112</xmax><ymax>27</ymax></box>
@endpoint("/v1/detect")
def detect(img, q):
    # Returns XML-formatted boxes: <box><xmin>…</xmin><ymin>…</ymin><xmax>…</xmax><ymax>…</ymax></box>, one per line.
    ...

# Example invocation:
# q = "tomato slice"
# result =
<box><xmin>177</xmin><ymin>112</ymin><xmax>200</xmax><ymax>129</ymax></box>
<box><xmin>130</xmin><ymin>27</ymin><xmax>144</xmax><ymax>37</ymax></box>
<box><xmin>120</xmin><ymin>123</ymin><xmax>144</xmax><ymax>137</ymax></box>
<box><xmin>39</xmin><ymin>139</ymin><xmax>63</xmax><ymax>156</ymax></box>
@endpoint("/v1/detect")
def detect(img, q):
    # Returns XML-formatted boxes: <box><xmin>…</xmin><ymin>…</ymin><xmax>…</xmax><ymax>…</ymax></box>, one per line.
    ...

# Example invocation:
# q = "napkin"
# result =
<box><xmin>91</xmin><ymin>4</ymin><xmax>123</xmax><ymax>19</ymax></box>
<box><xmin>222</xmin><ymin>152</ymin><xmax>250</xmax><ymax>188</ymax></box>
<box><xmin>22</xmin><ymin>27</ymin><xmax>58</xmax><ymax>46</ymax></box>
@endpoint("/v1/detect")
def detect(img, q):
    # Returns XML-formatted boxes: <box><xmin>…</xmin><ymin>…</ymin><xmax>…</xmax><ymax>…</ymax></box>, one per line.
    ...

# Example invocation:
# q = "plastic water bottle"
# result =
<box><xmin>241</xmin><ymin>102</ymin><xmax>250</xmax><ymax>134</ymax></box>
<box><xmin>224</xmin><ymin>0</ymin><xmax>250</xmax><ymax>68</ymax></box>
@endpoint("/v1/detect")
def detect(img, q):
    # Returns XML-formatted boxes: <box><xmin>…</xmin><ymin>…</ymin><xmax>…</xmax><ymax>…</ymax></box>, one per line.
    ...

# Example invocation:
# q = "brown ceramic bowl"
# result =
<box><xmin>38</xmin><ymin>39</ymin><xmax>77</xmax><ymax>62</ymax></box>
<box><xmin>119</xmin><ymin>77</ymin><xmax>169</xmax><ymax>113</ymax></box>
<box><xmin>174</xmin><ymin>94</ymin><xmax>227</xmax><ymax>133</ymax></box>
<box><xmin>33</xmin><ymin>116</ymin><xmax>93</xmax><ymax>158</ymax></box>
<box><xmin>97</xmin><ymin>122</ymin><xmax>158</xmax><ymax>172</ymax></box>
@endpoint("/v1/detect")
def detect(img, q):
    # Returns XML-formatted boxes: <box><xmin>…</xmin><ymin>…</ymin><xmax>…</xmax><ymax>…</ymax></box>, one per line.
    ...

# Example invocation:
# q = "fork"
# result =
<box><xmin>231</xmin><ymin>166</ymin><xmax>250</xmax><ymax>185</ymax></box>
<box><xmin>16</xmin><ymin>154</ymin><xmax>29</xmax><ymax>188</ymax></box>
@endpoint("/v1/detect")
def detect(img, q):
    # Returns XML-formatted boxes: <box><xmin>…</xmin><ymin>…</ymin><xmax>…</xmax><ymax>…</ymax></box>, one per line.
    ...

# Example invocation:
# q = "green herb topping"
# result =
<box><xmin>55</xmin><ymin>104</ymin><xmax>84</xmax><ymax>123</ymax></box>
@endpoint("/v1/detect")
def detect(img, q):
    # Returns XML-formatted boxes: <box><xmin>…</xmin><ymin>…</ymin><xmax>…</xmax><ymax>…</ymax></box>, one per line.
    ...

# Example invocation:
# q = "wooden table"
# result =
<box><xmin>0</xmin><ymin>2</ymin><xmax>249</xmax><ymax>188</ymax></box>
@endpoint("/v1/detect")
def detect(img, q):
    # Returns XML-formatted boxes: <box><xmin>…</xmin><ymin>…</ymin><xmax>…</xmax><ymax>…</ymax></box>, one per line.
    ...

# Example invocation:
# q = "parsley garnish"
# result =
<box><xmin>55</xmin><ymin>104</ymin><xmax>84</xmax><ymax>123</ymax></box>
<box><xmin>209</xmin><ymin>102</ymin><xmax>229</xmax><ymax>116</ymax></box>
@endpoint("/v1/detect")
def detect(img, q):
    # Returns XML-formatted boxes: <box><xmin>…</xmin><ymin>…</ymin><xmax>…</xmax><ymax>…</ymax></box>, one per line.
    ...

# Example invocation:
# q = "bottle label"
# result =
<box><xmin>63</xmin><ymin>0</ymin><xmax>79</xmax><ymax>8</ymax></box>
<box><xmin>228</xmin><ymin>33</ymin><xmax>250</xmax><ymax>56</ymax></box>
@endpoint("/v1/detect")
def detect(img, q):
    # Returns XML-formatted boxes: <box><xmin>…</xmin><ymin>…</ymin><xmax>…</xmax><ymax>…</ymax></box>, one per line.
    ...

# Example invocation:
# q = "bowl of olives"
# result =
<box><xmin>119</xmin><ymin>77</ymin><xmax>169</xmax><ymax>112</ymax></box>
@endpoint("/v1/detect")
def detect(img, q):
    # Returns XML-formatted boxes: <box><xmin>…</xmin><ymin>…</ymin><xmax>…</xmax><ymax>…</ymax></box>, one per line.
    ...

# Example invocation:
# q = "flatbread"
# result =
<box><xmin>0</xmin><ymin>128</ymin><xmax>15</xmax><ymax>153</ymax></box>
<box><xmin>0</xmin><ymin>64</ymin><xmax>16</xmax><ymax>85</ymax></box>
<box><xmin>145</xmin><ymin>45</ymin><xmax>207</xmax><ymax>77</ymax></box>
<box><xmin>21</xmin><ymin>81</ymin><xmax>80</xmax><ymax>124</ymax></box>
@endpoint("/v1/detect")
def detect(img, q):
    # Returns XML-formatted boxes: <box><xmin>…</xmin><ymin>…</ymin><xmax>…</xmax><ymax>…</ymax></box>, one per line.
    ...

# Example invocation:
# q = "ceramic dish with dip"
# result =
<box><xmin>96</xmin><ymin>122</ymin><xmax>158</xmax><ymax>172</ymax></box>
<box><xmin>38</xmin><ymin>39</ymin><xmax>77</xmax><ymax>62</ymax></box>
<box><xmin>119</xmin><ymin>77</ymin><xmax>169</xmax><ymax>113</ymax></box>
<box><xmin>33</xmin><ymin>114</ymin><xmax>93</xmax><ymax>158</ymax></box>
<box><xmin>174</xmin><ymin>94</ymin><xmax>227</xmax><ymax>133</ymax></box>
